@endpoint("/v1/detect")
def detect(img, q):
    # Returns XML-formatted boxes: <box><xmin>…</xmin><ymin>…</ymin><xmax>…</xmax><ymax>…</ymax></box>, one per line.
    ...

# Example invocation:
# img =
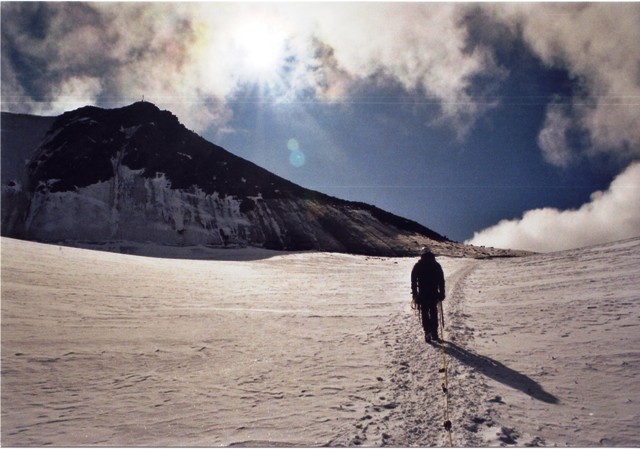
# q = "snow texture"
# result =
<box><xmin>2</xmin><ymin>236</ymin><xmax>638</xmax><ymax>446</ymax></box>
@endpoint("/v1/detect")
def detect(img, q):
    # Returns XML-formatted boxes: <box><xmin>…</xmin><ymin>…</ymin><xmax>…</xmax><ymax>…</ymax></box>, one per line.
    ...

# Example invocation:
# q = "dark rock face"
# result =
<box><xmin>28</xmin><ymin>102</ymin><xmax>307</xmax><ymax>199</ymax></box>
<box><xmin>1</xmin><ymin>112</ymin><xmax>56</xmax><ymax>184</ymax></box>
<box><xmin>1</xmin><ymin>112</ymin><xmax>56</xmax><ymax>237</ymax></box>
<box><xmin>2</xmin><ymin>102</ymin><xmax>458</xmax><ymax>256</ymax></box>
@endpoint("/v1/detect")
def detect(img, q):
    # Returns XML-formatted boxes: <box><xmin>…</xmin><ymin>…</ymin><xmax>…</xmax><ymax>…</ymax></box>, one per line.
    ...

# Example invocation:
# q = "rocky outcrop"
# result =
<box><xmin>1</xmin><ymin>103</ymin><xmax>524</xmax><ymax>258</ymax></box>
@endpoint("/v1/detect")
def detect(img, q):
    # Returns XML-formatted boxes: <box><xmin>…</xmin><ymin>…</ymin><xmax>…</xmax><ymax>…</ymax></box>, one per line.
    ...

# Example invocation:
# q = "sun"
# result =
<box><xmin>235</xmin><ymin>18</ymin><xmax>288</xmax><ymax>81</ymax></box>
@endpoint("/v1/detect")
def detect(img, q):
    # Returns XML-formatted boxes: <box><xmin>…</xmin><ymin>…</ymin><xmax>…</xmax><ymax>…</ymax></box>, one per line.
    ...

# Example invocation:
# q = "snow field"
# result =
<box><xmin>2</xmin><ymin>236</ymin><xmax>639</xmax><ymax>446</ymax></box>
<box><xmin>1</xmin><ymin>238</ymin><xmax>423</xmax><ymax>446</ymax></box>
<box><xmin>460</xmin><ymin>237</ymin><xmax>640</xmax><ymax>446</ymax></box>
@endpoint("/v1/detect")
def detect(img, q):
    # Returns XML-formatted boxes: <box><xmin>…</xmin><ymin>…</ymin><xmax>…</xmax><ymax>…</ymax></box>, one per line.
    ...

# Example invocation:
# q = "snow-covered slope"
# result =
<box><xmin>2</xmin><ymin>236</ymin><xmax>638</xmax><ymax>446</ymax></box>
<box><xmin>457</xmin><ymin>237</ymin><xmax>640</xmax><ymax>446</ymax></box>
<box><xmin>1</xmin><ymin>103</ymin><xmax>522</xmax><ymax>258</ymax></box>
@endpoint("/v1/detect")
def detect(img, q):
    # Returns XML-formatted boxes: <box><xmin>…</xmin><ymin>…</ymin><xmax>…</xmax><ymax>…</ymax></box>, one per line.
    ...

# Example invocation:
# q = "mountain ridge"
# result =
<box><xmin>1</xmin><ymin>102</ymin><xmax>524</xmax><ymax>258</ymax></box>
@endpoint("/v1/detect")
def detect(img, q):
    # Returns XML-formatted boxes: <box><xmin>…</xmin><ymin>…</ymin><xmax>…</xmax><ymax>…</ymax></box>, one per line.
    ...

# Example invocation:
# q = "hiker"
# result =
<box><xmin>411</xmin><ymin>246</ymin><xmax>446</xmax><ymax>342</ymax></box>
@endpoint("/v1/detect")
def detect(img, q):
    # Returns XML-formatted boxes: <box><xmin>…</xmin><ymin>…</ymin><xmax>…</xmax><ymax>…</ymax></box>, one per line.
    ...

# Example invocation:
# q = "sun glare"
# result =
<box><xmin>235</xmin><ymin>19</ymin><xmax>287</xmax><ymax>80</ymax></box>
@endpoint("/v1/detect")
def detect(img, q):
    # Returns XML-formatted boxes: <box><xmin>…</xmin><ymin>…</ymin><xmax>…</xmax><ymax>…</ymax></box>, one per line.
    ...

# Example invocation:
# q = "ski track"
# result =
<box><xmin>331</xmin><ymin>257</ymin><xmax>489</xmax><ymax>447</ymax></box>
<box><xmin>2</xmin><ymin>237</ymin><xmax>639</xmax><ymax>446</ymax></box>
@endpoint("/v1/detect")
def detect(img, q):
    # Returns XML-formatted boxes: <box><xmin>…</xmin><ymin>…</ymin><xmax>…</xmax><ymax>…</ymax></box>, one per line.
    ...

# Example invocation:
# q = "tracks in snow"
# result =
<box><xmin>333</xmin><ymin>258</ymin><xmax>496</xmax><ymax>446</ymax></box>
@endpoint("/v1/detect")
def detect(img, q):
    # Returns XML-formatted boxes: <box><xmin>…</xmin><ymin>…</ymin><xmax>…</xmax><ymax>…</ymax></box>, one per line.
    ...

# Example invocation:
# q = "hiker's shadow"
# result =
<box><xmin>443</xmin><ymin>341</ymin><xmax>559</xmax><ymax>404</ymax></box>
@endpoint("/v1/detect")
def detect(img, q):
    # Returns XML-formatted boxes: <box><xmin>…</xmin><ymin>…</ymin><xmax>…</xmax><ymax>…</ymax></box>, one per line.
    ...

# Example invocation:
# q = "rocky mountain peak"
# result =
<box><xmin>28</xmin><ymin>102</ymin><xmax>308</xmax><ymax>201</ymax></box>
<box><xmin>2</xmin><ymin>103</ymin><xmax>525</xmax><ymax>257</ymax></box>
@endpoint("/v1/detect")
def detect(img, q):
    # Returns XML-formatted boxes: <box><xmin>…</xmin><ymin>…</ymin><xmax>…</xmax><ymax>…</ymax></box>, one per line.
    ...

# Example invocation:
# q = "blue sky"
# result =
<box><xmin>2</xmin><ymin>2</ymin><xmax>639</xmax><ymax>251</ymax></box>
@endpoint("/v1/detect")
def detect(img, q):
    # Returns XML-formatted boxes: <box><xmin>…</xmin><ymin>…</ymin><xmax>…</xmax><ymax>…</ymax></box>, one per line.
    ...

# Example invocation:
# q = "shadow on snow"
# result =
<box><xmin>443</xmin><ymin>341</ymin><xmax>559</xmax><ymax>404</ymax></box>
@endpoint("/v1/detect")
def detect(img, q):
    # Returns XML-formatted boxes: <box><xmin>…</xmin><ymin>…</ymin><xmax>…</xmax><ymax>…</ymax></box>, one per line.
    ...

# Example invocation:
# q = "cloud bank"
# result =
<box><xmin>466</xmin><ymin>162</ymin><xmax>640</xmax><ymax>252</ymax></box>
<box><xmin>0</xmin><ymin>2</ymin><xmax>502</xmax><ymax>137</ymax></box>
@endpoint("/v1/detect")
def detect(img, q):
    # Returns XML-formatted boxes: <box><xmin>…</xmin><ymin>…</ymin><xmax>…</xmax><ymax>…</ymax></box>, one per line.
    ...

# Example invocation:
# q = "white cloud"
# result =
<box><xmin>493</xmin><ymin>3</ymin><xmax>640</xmax><ymax>165</ymax></box>
<box><xmin>0</xmin><ymin>3</ymin><xmax>500</xmax><ymax>137</ymax></box>
<box><xmin>466</xmin><ymin>162</ymin><xmax>640</xmax><ymax>252</ymax></box>
<box><xmin>537</xmin><ymin>102</ymin><xmax>574</xmax><ymax>167</ymax></box>
<box><xmin>32</xmin><ymin>76</ymin><xmax>103</xmax><ymax>116</ymax></box>
<box><xmin>309</xmin><ymin>3</ymin><xmax>499</xmax><ymax>137</ymax></box>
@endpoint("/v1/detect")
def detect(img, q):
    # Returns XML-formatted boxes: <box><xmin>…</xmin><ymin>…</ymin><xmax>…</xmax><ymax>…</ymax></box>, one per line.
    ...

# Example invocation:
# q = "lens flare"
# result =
<box><xmin>287</xmin><ymin>138</ymin><xmax>305</xmax><ymax>167</ymax></box>
<box><xmin>289</xmin><ymin>149</ymin><xmax>306</xmax><ymax>167</ymax></box>
<box><xmin>287</xmin><ymin>138</ymin><xmax>300</xmax><ymax>151</ymax></box>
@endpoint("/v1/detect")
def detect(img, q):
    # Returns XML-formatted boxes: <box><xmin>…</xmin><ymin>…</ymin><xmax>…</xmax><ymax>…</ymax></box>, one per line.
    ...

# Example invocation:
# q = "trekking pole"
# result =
<box><xmin>437</xmin><ymin>301</ymin><xmax>453</xmax><ymax>446</ymax></box>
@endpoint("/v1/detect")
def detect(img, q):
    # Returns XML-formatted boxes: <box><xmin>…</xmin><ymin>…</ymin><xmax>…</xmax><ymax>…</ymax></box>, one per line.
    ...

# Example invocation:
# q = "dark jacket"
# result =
<box><xmin>411</xmin><ymin>253</ymin><xmax>445</xmax><ymax>303</ymax></box>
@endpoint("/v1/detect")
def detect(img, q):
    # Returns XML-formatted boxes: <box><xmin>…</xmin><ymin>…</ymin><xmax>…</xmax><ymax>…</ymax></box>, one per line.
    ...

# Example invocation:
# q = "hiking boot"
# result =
<box><xmin>425</xmin><ymin>333</ymin><xmax>432</xmax><ymax>343</ymax></box>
